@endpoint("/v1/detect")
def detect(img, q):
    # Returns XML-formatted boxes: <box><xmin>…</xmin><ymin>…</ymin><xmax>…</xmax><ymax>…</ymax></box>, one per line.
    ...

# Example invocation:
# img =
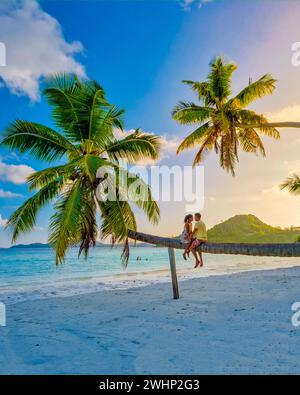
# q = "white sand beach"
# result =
<box><xmin>1</xmin><ymin>265</ymin><xmax>300</xmax><ymax>374</ymax></box>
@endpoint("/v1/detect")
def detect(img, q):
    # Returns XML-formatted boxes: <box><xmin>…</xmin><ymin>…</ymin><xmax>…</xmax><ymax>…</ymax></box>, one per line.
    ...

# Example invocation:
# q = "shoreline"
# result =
<box><xmin>1</xmin><ymin>265</ymin><xmax>300</xmax><ymax>374</ymax></box>
<box><xmin>1</xmin><ymin>255</ymin><xmax>300</xmax><ymax>305</ymax></box>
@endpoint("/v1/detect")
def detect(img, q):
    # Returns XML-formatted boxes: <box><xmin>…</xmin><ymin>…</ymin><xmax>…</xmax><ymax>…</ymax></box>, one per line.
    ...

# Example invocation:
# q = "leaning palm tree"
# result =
<box><xmin>1</xmin><ymin>74</ymin><xmax>160</xmax><ymax>265</ymax></box>
<box><xmin>173</xmin><ymin>56</ymin><xmax>283</xmax><ymax>175</ymax></box>
<box><xmin>281</xmin><ymin>174</ymin><xmax>300</xmax><ymax>194</ymax></box>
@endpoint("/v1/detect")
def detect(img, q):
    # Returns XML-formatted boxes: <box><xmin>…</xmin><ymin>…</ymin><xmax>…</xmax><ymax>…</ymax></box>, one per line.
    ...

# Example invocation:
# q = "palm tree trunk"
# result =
<box><xmin>128</xmin><ymin>230</ymin><xmax>300</xmax><ymax>257</ymax></box>
<box><xmin>239</xmin><ymin>122</ymin><xmax>300</xmax><ymax>128</ymax></box>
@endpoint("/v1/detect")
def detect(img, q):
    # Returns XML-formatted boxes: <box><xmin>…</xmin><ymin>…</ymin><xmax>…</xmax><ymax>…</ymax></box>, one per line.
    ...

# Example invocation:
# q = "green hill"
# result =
<box><xmin>207</xmin><ymin>214</ymin><xmax>300</xmax><ymax>243</ymax></box>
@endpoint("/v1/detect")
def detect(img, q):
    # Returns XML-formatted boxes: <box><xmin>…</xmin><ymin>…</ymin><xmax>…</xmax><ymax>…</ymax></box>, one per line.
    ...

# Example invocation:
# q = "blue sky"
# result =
<box><xmin>1</xmin><ymin>0</ymin><xmax>300</xmax><ymax>246</ymax></box>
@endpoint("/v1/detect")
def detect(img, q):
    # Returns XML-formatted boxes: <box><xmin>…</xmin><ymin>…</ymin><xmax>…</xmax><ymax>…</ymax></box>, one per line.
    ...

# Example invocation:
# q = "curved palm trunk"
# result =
<box><xmin>128</xmin><ymin>230</ymin><xmax>300</xmax><ymax>257</ymax></box>
<box><xmin>239</xmin><ymin>122</ymin><xmax>300</xmax><ymax>128</ymax></box>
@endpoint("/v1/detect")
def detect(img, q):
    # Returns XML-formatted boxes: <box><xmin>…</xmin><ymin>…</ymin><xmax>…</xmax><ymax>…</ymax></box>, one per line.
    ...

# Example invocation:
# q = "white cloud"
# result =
<box><xmin>0</xmin><ymin>160</ymin><xmax>35</xmax><ymax>184</ymax></box>
<box><xmin>33</xmin><ymin>226</ymin><xmax>44</xmax><ymax>231</ymax></box>
<box><xmin>0</xmin><ymin>0</ymin><xmax>85</xmax><ymax>101</ymax></box>
<box><xmin>266</xmin><ymin>104</ymin><xmax>300</xmax><ymax>123</ymax></box>
<box><xmin>135</xmin><ymin>135</ymin><xmax>180</xmax><ymax>165</ymax></box>
<box><xmin>0</xmin><ymin>214</ymin><xmax>7</xmax><ymax>227</ymax></box>
<box><xmin>0</xmin><ymin>188</ymin><xmax>23</xmax><ymax>198</ymax></box>
<box><xmin>181</xmin><ymin>0</ymin><xmax>195</xmax><ymax>8</ymax></box>
<box><xmin>181</xmin><ymin>0</ymin><xmax>213</xmax><ymax>10</ymax></box>
<box><xmin>160</xmin><ymin>135</ymin><xmax>181</xmax><ymax>159</ymax></box>
<box><xmin>5</xmin><ymin>152</ymin><xmax>22</xmax><ymax>162</ymax></box>
<box><xmin>281</xmin><ymin>159</ymin><xmax>300</xmax><ymax>176</ymax></box>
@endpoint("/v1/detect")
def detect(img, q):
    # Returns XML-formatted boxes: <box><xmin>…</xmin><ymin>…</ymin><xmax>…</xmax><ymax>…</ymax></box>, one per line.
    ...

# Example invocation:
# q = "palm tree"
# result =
<box><xmin>173</xmin><ymin>56</ymin><xmax>283</xmax><ymax>175</ymax></box>
<box><xmin>281</xmin><ymin>174</ymin><xmax>300</xmax><ymax>194</ymax></box>
<box><xmin>1</xmin><ymin>74</ymin><xmax>160</xmax><ymax>265</ymax></box>
<box><xmin>128</xmin><ymin>229</ymin><xmax>300</xmax><ymax>256</ymax></box>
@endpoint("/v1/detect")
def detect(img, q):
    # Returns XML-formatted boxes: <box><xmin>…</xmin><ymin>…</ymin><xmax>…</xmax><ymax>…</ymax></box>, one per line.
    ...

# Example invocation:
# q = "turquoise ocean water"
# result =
<box><xmin>1</xmin><ymin>246</ymin><xmax>300</xmax><ymax>303</ymax></box>
<box><xmin>0</xmin><ymin>246</ymin><xmax>172</xmax><ymax>286</ymax></box>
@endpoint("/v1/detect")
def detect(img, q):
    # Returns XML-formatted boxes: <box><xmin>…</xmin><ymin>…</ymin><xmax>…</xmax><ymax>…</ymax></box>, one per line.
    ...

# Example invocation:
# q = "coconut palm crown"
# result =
<box><xmin>1</xmin><ymin>74</ymin><xmax>160</xmax><ymax>265</ymax></box>
<box><xmin>281</xmin><ymin>174</ymin><xmax>300</xmax><ymax>195</ymax></box>
<box><xmin>173</xmin><ymin>56</ymin><xmax>280</xmax><ymax>175</ymax></box>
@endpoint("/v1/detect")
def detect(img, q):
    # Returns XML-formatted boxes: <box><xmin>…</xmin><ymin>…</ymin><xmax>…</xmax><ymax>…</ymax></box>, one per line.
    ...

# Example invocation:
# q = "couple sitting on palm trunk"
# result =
<box><xmin>180</xmin><ymin>213</ymin><xmax>207</xmax><ymax>268</ymax></box>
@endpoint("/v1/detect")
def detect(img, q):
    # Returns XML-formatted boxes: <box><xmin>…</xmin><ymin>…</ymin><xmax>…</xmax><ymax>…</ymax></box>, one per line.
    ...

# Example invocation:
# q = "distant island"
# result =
<box><xmin>0</xmin><ymin>241</ymin><xmax>153</xmax><ymax>250</ymax></box>
<box><xmin>208</xmin><ymin>214</ymin><xmax>300</xmax><ymax>243</ymax></box>
<box><xmin>9</xmin><ymin>243</ymin><xmax>51</xmax><ymax>249</ymax></box>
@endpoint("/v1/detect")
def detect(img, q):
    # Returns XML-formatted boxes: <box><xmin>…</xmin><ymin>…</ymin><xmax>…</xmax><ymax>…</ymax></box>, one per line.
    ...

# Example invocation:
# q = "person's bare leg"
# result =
<box><xmin>187</xmin><ymin>241</ymin><xmax>193</xmax><ymax>258</ymax></box>
<box><xmin>197</xmin><ymin>241</ymin><xmax>205</xmax><ymax>267</ymax></box>
<box><xmin>191</xmin><ymin>248</ymin><xmax>200</xmax><ymax>268</ymax></box>
<box><xmin>198</xmin><ymin>252</ymin><xmax>203</xmax><ymax>267</ymax></box>
<box><xmin>183</xmin><ymin>244</ymin><xmax>190</xmax><ymax>260</ymax></box>
<box><xmin>193</xmin><ymin>251</ymin><xmax>202</xmax><ymax>268</ymax></box>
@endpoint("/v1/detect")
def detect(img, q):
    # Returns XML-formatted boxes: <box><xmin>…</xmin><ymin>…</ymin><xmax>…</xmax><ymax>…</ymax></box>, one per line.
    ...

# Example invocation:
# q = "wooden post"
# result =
<box><xmin>168</xmin><ymin>247</ymin><xmax>179</xmax><ymax>300</ymax></box>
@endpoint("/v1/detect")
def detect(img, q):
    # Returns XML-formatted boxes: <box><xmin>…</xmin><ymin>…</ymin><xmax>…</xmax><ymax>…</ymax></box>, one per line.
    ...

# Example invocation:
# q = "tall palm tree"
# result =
<box><xmin>281</xmin><ymin>174</ymin><xmax>300</xmax><ymax>194</ymax></box>
<box><xmin>173</xmin><ymin>56</ymin><xmax>282</xmax><ymax>175</ymax></box>
<box><xmin>1</xmin><ymin>74</ymin><xmax>160</xmax><ymax>265</ymax></box>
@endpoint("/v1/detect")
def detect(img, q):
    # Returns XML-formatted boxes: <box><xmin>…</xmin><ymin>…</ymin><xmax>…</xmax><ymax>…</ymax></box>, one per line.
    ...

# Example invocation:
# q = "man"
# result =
<box><xmin>190</xmin><ymin>213</ymin><xmax>207</xmax><ymax>268</ymax></box>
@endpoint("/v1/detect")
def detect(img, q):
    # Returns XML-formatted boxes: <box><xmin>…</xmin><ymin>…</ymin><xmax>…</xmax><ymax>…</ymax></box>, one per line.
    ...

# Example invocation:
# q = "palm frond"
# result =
<box><xmin>192</xmin><ymin>130</ymin><xmax>218</xmax><ymax>167</ymax></box>
<box><xmin>258</xmin><ymin>126</ymin><xmax>280</xmax><ymax>139</ymax></box>
<box><xmin>6</xmin><ymin>178</ymin><xmax>65</xmax><ymax>242</ymax></box>
<box><xmin>182</xmin><ymin>80</ymin><xmax>215</xmax><ymax>106</ymax></box>
<box><xmin>27</xmin><ymin>160</ymin><xmax>80</xmax><ymax>191</ymax></box>
<box><xmin>73</xmin><ymin>79</ymin><xmax>119</xmax><ymax>144</ymax></box>
<box><xmin>238</xmin><ymin>110</ymin><xmax>280</xmax><ymax>138</ymax></box>
<box><xmin>106</xmin><ymin>130</ymin><xmax>161</xmax><ymax>163</ymax></box>
<box><xmin>45</xmin><ymin>74</ymin><xmax>111</xmax><ymax>143</ymax></box>
<box><xmin>238</xmin><ymin>128</ymin><xmax>266</xmax><ymax>155</ymax></box>
<box><xmin>208</xmin><ymin>56</ymin><xmax>237</xmax><ymax>103</ymax></box>
<box><xmin>117</xmin><ymin>169</ymin><xmax>160</xmax><ymax>224</ymax></box>
<box><xmin>49</xmin><ymin>180</ymin><xmax>95</xmax><ymax>264</ymax></box>
<box><xmin>219</xmin><ymin>133</ymin><xmax>238</xmax><ymax>176</ymax></box>
<box><xmin>44</xmin><ymin>73</ymin><xmax>85</xmax><ymax>140</ymax></box>
<box><xmin>234</xmin><ymin>74</ymin><xmax>277</xmax><ymax>108</ymax></box>
<box><xmin>177</xmin><ymin>122</ymin><xmax>211</xmax><ymax>153</ymax></box>
<box><xmin>172</xmin><ymin>102</ymin><xmax>211</xmax><ymax>125</ymax></box>
<box><xmin>87</xmin><ymin>84</ymin><xmax>107</xmax><ymax>140</ymax></box>
<box><xmin>238</xmin><ymin>109</ymin><xmax>267</xmax><ymax>125</ymax></box>
<box><xmin>1</xmin><ymin>121</ymin><xmax>78</xmax><ymax>162</ymax></box>
<box><xmin>77</xmin><ymin>155</ymin><xmax>114</xmax><ymax>183</ymax></box>
<box><xmin>78</xmin><ymin>197</ymin><xmax>97</xmax><ymax>259</ymax></box>
<box><xmin>92</xmin><ymin>105</ymin><xmax>125</xmax><ymax>149</ymax></box>
<box><xmin>280</xmin><ymin>174</ymin><xmax>300</xmax><ymax>195</ymax></box>
<box><xmin>97</xmin><ymin>198</ymin><xmax>137</xmax><ymax>267</ymax></box>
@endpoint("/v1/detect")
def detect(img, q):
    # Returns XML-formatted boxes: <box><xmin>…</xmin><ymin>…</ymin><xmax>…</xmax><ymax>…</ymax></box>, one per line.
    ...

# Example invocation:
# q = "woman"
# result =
<box><xmin>180</xmin><ymin>214</ymin><xmax>193</xmax><ymax>260</ymax></box>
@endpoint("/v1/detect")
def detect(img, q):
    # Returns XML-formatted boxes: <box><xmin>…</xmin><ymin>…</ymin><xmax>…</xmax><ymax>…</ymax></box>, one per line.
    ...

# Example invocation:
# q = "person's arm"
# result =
<box><xmin>184</xmin><ymin>223</ymin><xmax>189</xmax><ymax>234</ymax></box>
<box><xmin>188</xmin><ymin>223</ymin><xmax>193</xmax><ymax>239</ymax></box>
<box><xmin>192</xmin><ymin>222</ymin><xmax>198</xmax><ymax>238</ymax></box>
